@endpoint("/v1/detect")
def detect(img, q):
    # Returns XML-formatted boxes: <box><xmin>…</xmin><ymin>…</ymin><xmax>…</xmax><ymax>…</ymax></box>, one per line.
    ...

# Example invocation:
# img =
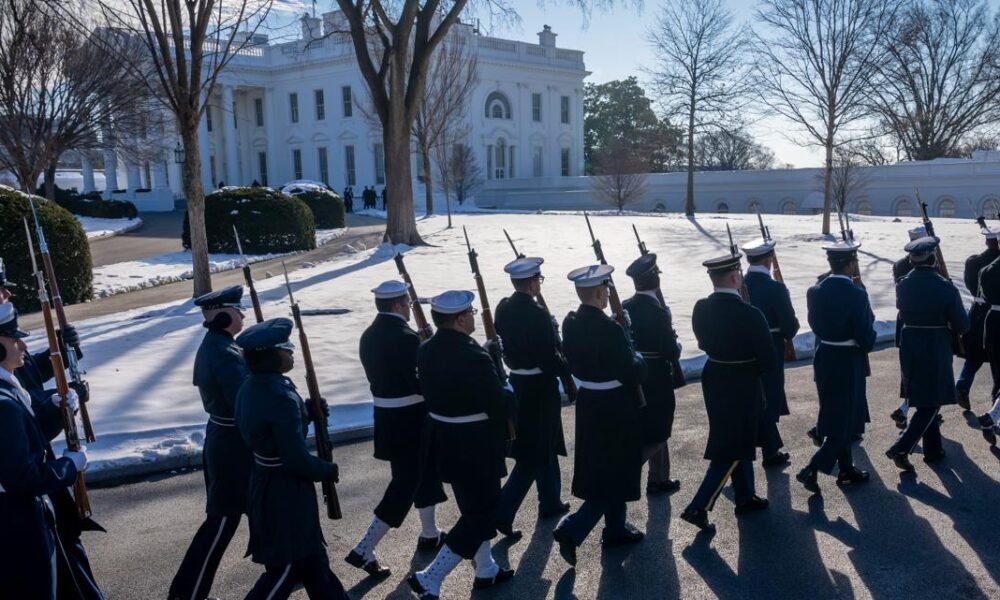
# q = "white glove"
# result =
<box><xmin>63</xmin><ymin>445</ymin><xmax>88</xmax><ymax>472</ymax></box>
<box><xmin>634</xmin><ymin>351</ymin><xmax>644</xmax><ymax>361</ymax></box>
<box><xmin>51</xmin><ymin>389</ymin><xmax>79</xmax><ymax>413</ymax></box>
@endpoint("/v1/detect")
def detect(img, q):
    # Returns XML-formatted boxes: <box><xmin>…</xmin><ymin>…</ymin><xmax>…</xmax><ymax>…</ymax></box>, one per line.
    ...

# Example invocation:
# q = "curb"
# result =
<box><xmin>84</xmin><ymin>218</ymin><xmax>145</xmax><ymax>241</ymax></box>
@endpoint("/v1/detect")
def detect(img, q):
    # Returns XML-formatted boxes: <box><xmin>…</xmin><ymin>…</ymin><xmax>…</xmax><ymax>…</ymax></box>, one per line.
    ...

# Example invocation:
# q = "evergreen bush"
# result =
<box><xmin>182</xmin><ymin>186</ymin><xmax>316</xmax><ymax>254</ymax></box>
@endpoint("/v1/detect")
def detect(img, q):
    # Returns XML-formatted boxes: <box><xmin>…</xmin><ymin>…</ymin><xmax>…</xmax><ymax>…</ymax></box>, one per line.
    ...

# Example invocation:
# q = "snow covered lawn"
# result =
<box><xmin>76</xmin><ymin>216</ymin><xmax>143</xmax><ymax>240</ymax></box>
<box><xmin>91</xmin><ymin>228</ymin><xmax>348</xmax><ymax>298</ymax></box>
<box><xmin>40</xmin><ymin>211</ymin><xmax>988</xmax><ymax>475</ymax></box>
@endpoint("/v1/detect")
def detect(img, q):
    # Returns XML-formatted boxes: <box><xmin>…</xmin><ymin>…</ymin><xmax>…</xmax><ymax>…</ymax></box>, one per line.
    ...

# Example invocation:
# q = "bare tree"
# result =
<box><xmin>954</xmin><ymin>130</ymin><xmax>1000</xmax><ymax>158</ymax></box>
<box><xmin>412</xmin><ymin>33</ymin><xmax>477</xmax><ymax>216</ymax></box>
<box><xmin>443</xmin><ymin>143</ymin><xmax>483</xmax><ymax>208</ymax></box>
<box><xmin>647</xmin><ymin>0</ymin><xmax>753</xmax><ymax>216</ymax></box>
<box><xmin>695</xmin><ymin>126</ymin><xmax>775</xmax><ymax>171</ymax></box>
<box><xmin>753</xmin><ymin>0</ymin><xmax>902</xmax><ymax>234</ymax></box>
<box><xmin>871</xmin><ymin>0</ymin><xmax>1000</xmax><ymax>161</ymax></box>
<box><xmin>0</xmin><ymin>1</ymin><xmax>154</xmax><ymax>197</ymax></box>
<box><xmin>590</xmin><ymin>140</ymin><xmax>649</xmax><ymax>214</ymax></box>
<box><xmin>824</xmin><ymin>145</ymin><xmax>875</xmax><ymax>214</ymax></box>
<box><xmin>97</xmin><ymin>0</ymin><xmax>273</xmax><ymax>296</ymax></box>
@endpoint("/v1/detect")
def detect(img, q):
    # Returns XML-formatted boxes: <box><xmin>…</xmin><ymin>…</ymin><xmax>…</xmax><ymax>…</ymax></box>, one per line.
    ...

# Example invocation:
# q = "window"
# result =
<box><xmin>292</xmin><ymin>149</ymin><xmax>302</xmax><ymax>180</ymax></box>
<box><xmin>255</xmin><ymin>98</ymin><xmax>264</xmax><ymax>127</ymax></box>
<box><xmin>855</xmin><ymin>200</ymin><xmax>872</xmax><ymax>216</ymax></box>
<box><xmin>532</xmin><ymin>93</ymin><xmax>542</xmax><ymax>122</ymax></box>
<box><xmin>508</xmin><ymin>145</ymin><xmax>516</xmax><ymax>179</ymax></box>
<box><xmin>532</xmin><ymin>146</ymin><xmax>543</xmax><ymax>177</ymax></box>
<box><xmin>560</xmin><ymin>147</ymin><xmax>570</xmax><ymax>176</ymax></box>
<box><xmin>318</xmin><ymin>147</ymin><xmax>329</xmax><ymax>185</ymax></box>
<box><xmin>374</xmin><ymin>143</ymin><xmax>385</xmax><ymax>184</ymax></box>
<box><xmin>143</xmin><ymin>162</ymin><xmax>151</xmax><ymax>188</ymax></box>
<box><xmin>484</xmin><ymin>91</ymin><xmax>511</xmax><ymax>119</ymax></box>
<box><xmin>206</xmin><ymin>106</ymin><xmax>213</xmax><ymax>132</ymax></box>
<box><xmin>781</xmin><ymin>201</ymin><xmax>797</xmax><ymax>215</ymax></box>
<box><xmin>209</xmin><ymin>155</ymin><xmax>217</xmax><ymax>186</ymax></box>
<box><xmin>344</xmin><ymin>145</ymin><xmax>356</xmax><ymax>186</ymax></box>
<box><xmin>315</xmin><ymin>89</ymin><xmax>325</xmax><ymax>121</ymax></box>
<box><xmin>289</xmin><ymin>93</ymin><xmax>299</xmax><ymax>123</ymax></box>
<box><xmin>560</xmin><ymin>96</ymin><xmax>570</xmax><ymax>124</ymax></box>
<box><xmin>258</xmin><ymin>152</ymin><xmax>268</xmax><ymax>186</ymax></box>
<box><xmin>938</xmin><ymin>198</ymin><xmax>955</xmax><ymax>218</ymax></box>
<box><xmin>342</xmin><ymin>86</ymin><xmax>353</xmax><ymax>117</ymax></box>
<box><xmin>717</xmin><ymin>202</ymin><xmax>730</xmax><ymax>214</ymax></box>
<box><xmin>415</xmin><ymin>147</ymin><xmax>426</xmax><ymax>180</ymax></box>
<box><xmin>487</xmin><ymin>139</ymin><xmax>508</xmax><ymax>179</ymax></box>
<box><xmin>895</xmin><ymin>199</ymin><xmax>913</xmax><ymax>217</ymax></box>
<box><xmin>232</xmin><ymin>102</ymin><xmax>238</xmax><ymax>128</ymax></box>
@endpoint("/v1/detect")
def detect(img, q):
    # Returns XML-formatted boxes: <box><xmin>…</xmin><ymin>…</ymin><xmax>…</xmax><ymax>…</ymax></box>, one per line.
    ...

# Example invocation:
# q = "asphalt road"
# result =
<box><xmin>89</xmin><ymin>211</ymin><xmax>188</xmax><ymax>267</ymax></box>
<box><xmin>83</xmin><ymin>348</ymin><xmax>1000</xmax><ymax>599</ymax></box>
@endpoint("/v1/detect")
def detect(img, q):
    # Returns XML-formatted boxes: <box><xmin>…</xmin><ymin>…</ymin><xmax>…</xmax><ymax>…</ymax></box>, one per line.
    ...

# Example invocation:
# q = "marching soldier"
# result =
<box><xmin>797</xmin><ymin>241</ymin><xmax>876</xmax><ymax>494</ymax></box>
<box><xmin>886</xmin><ymin>237</ymin><xmax>969</xmax><ymax>471</ymax></box>
<box><xmin>493</xmin><ymin>258</ymin><xmax>571</xmax><ymax>537</ymax></box>
<box><xmin>0</xmin><ymin>303</ymin><xmax>94</xmax><ymax>600</ymax></box>
<box><xmin>742</xmin><ymin>239</ymin><xmax>800</xmax><ymax>467</ymax></box>
<box><xmin>169</xmin><ymin>286</ymin><xmax>252</xmax><ymax>600</ymax></box>
<box><xmin>957</xmin><ymin>227</ymin><xmax>1000</xmax><ymax>411</ymax></box>
<box><xmin>681</xmin><ymin>254</ymin><xmax>773</xmax><ymax>532</ymax></box>
<box><xmin>346</xmin><ymin>280</ymin><xmax>446</xmax><ymax>579</ymax></box>
<box><xmin>408</xmin><ymin>291</ymin><xmax>514</xmax><ymax>599</ymax></box>
<box><xmin>622</xmin><ymin>253</ymin><xmax>683</xmax><ymax>494</ymax></box>
<box><xmin>552</xmin><ymin>265</ymin><xmax>647</xmax><ymax>565</ymax></box>
<box><xmin>973</xmin><ymin>240</ymin><xmax>1000</xmax><ymax>446</ymax></box>
<box><xmin>888</xmin><ymin>227</ymin><xmax>926</xmax><ymax>429</ymax></box>
<box><xmin>0</xmin><ymin>261</ymin><xmax>104</xmax><ymax>599</ymax></box>
<box><xmin>234</xmin><ymin>318</ymin><xmax>348</xmax><ymax>600</ymax></box>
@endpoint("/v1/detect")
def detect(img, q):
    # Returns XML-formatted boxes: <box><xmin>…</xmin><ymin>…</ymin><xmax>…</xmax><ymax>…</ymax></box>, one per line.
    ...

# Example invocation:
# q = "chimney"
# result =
<box><xmin>301</xmin><ymin>13</ymin><xmax>321</xmax><ymax>41</ymax></box>
<box><xmin>538</xmin><ymin>24</ymin><xmax>556</xmax><ymax>48</ymax></box>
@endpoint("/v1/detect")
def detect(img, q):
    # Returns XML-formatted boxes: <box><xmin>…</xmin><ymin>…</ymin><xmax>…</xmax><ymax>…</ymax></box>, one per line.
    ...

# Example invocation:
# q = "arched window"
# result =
<box><xmin>895</xmin><ymin>198</ymin><xmax>913</xmax><ymax>217</ymax></box>
<box><xmin>854</xmin><ymin>200</ymin><xmax>872</xmax><ymax>216</ymax></box>
<box><xmin>484</xmin><ymin>91</ymin><xmax>511</xmax><ymax>120</ymax></box>
<box><xmin>781</xmin><ymin>201</ymin><xmax>797</xmax><ymax>215</ymax></box>
<box><xmin>717</xmin><ymin>202</ymin><xmax>729</xmax><ymax>214</ymax></box>
<box><xmin>937</xmin><ymin>198</ymin><xmax>955</xmax><ymax>218</ymax></box>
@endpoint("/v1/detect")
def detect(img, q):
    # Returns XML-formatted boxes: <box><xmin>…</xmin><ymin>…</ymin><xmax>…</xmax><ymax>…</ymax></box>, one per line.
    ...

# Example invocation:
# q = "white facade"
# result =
<box><xmin>477</xmin><ymin>151</ymin><xmax>1000</xmax><ymax>219</ymax></box>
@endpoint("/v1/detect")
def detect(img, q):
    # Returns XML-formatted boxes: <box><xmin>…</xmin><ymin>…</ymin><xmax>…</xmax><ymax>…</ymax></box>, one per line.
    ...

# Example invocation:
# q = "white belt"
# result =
<box><xmin>209</xmin><ymin>415</ymin><xmax>236</xmax><ymax>427</ymax></box>
<box><xmin>429</xmin><ymin>412</ymin><xmax>489</xmax><ymax>424</ymax></box>
<box><xmin>708</xmin><ymin>357</ymin><xmax>755</xmax><ymax>364</ymax></box>
<box><xmin>576</xmin><ymin>379</ymin><xmax>622</xmax><ymax>390</ymax></box>
<box><xmin>253</xmin><ymin>452</ymin><xmax>283</xmax><ymax>467</ymax></box>
<box><xmin>509</xmin><ymin>368</ymin><xmax>543</xmax><ymax>376</ymax></box>
<box><xmin>990</xmin><ymin>305</ymin><xmax>1000</xmax><ymax>311</ymax></box>
<box><xmin>974</xmin><ymin>297</ymin><xmax>986</xmax><ymax>305</ymax></box>
<box><xmin>902</xmin><ymin>325</ymin><xmax>948</xmax><ymax>329</ymax></box>
<box><xmin>769</xmin><ymin>327</ymin><xmax>782</xmax><ymax>333</ymax></box>
<box><xmin>819</xmin><ymin>339</ymin><xmax>859</xmax><ymax>347</ymax></box>
<box><xmin>372</xmin><ymin>394</ymin><xmax>424</xmax><ymax>408</ymax></box>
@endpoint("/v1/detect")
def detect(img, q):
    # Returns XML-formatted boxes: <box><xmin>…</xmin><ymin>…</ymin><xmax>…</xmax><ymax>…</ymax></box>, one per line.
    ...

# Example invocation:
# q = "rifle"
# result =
<box><xmin>725</xmin><ymin>223</ymin><xmax>751</xmax><ymax>302</ymax></box>
<box><xmin>754</xmin><ymin>210</ymin><xmax>797</xmax><ymax>361</ymax></box>
<box><xmin>27</xmin><ymin>198</ymin><xmax>95</xmax><ymax>443</ymax></box>
<box><xmin>583</xmin><ymin>213</ymin><xmax>646</xmax><ymax>407</ymax></box>
<box><xmin>234</xmin><ymin>225</ymin><xmax>264</xmax><ymax>323</ymax></box>
<box><xmin>463</xmin><ymin>227</ymin><xmax>516</xmax><ymax>439</ymax></box>
<box><xmin>632</xmin><ymin>224</ymin><xmax>687</xmax><ymax>388</ymax></box>
<box><xmin>387</xmin><ymin>237</ymin><xmax>433</xmax><ymax>341</ymax></box>
<box><xmin>916</xmin><ymin>190</ymin><xmax>951</xmax><ymax>280</ymax></box>
<box><xmin>503</xmin><ymin>229</ymin><xmax>578</xmax><ymax>403</ymax></box>
<box><xmin>281</xmin><ymin>262</ymin><xmax>342</xmax><ymax>520</ymax></box>
<box><xmin>834</xmin><ymin>203</ymin><xmax>872</xmax><ymax>375</ymax></box>
<box><xmin>24</xmin><ymin>219</ymin><xmax>91</xmax><ymax>518</ymax></box>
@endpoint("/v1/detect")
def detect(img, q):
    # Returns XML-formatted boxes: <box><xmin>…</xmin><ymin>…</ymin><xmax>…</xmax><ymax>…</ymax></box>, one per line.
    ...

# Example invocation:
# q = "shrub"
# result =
<box><xmin>182</xmin><ymin>186</ymin><xmax>316</xmax><ymax>254</ymax></box>
<box><xmin>281</xmin><ymin>182</ymin><xmax>346</xmax><ymax>229</ymax></box>
<box><xmin>0</xmin><ymin>186</ymin><xmax>94</xmax><ymax>312</ymax></box>
<box><xmin>52</xmin><ymin>184</ymin><xmax>139</xmax><ymax>219</ymax></box>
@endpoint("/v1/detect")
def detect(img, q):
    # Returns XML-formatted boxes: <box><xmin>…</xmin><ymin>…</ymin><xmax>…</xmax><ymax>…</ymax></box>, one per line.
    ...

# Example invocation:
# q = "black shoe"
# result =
<box><xmin>956</xmin><ymin>388</ymin><xmax>971</xmax><ymax>411</ymax></box>
<box><xmin>344</xmin><ymin>550</ymin><xmax>391</xmax><ymax>578</ymax></box>
<box><xmin>935</xmin><ymin>413</ymin><xmax>945</xmax><ymax>426</ymax></box>
<box><xmin>835</xmin><ymin>466</ymin><xmax>870</xmax><ymax>486</ymax></box>
<box><xmin>807</xmin><ymin>427</ymin><xmax>822</xmax><ymax>447</ymax></box>
<box><xmin>472</xmin><ymin>567</ymin><xmax>514</xmax><ymax>590</ymax></box>
<box><xmin>552</xmin><ymin>526</ymin><xmax>577</xmax><ymax>566</ymax></box>
<box><xmin>495</xmin><ymin>523</ymin><xmax>523</xmax><ymax>540</ymax></box>
<box><xmin>416</xmin><ymin>531</ymin><xmax>446</xmax><ymax>550</ymax></box>
<box><xmin>977</xmin><ymin>414</ymin><xmax>997</xmax><ymax>446</ymax></box>
<box><xmin>680</xmin><ymin>507</ymin><xmax>716</xmax><ymax>532</ymax></box>
<box><xmin>601</xmin><ymin>523</ymin><xmax>644</xmax><ymax>546</ymax></box>
<box><xmin>885</xmin><ymin>450</ymin><xmax>916</xmax><ymax>472</ymax></box>
<box><xmin>646</xmin><ymin>479</ymin><xmax>682</xmax><ymax>494</ymax></box>
<box><xmin>890</xmin><ymin>409</ymin><xmax>908</xmax><ymax>429</ymax></box>
<box><xmin>796</xmin><ymin>467</ymin><xmax>821</xmax><ymax>494</ymax></box>
<box><xmin>762</xmin><ymin>451</ymin><xmax>791</xmax><ymax>468</ymax></box>
<box><xmin>923</xmin><ymin>450</ymin><xmax>946</xmax><ymax>464</ymax></box>
<box><xmin>406</xmin><ymin>574</ymin><xmax>438</xmax><ymax>600</ymax></box>
<box><xmin>539</xmin><ymin>501</ymin><xmax>571</xmax><ymax>519</ymax></box>
<box><xmin>734</xmin><ymin>495</ymin><xmax>769</xmax><ymax>515</ymax></box>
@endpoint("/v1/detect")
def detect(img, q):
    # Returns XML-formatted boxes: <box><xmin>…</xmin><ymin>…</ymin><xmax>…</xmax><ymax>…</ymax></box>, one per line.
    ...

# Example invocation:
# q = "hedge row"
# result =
<box><xmin>182</xmin><ymin>186</ymin><xmax>316</xmax><ymax>254</ymax></box>
<box><xmin>53</xmin><ymin>185</ymin><xmax>139</xmax><ymax>219</ymax></box>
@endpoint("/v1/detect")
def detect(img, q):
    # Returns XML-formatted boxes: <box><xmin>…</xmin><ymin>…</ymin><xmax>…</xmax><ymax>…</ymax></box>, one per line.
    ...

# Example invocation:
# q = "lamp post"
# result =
<box><xmin>173</xmin><ymin>142</ymin><xmax>185</xmax><ymax>164</ymax></box>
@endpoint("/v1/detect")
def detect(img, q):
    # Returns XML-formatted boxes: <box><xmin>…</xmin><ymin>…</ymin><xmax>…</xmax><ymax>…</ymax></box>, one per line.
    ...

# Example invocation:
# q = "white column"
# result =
<box><xmin>103</xmin><ymin>149</ymin><xmax>118</xmax><ymax>198</ymax></box>
<box><xmin>153</xmin><ymin>160</ymin><xmax>169</xmax><ymax>189</ymax></box>
<box><xmin>574</xmin><ymin>88</ymin><xmax>584</xmax><ymax>176</ymax></box>
<box><xmin>126</xmin><ymin>163</ymin><xmax>141</xmax><ymax>191</ymax></box>
<box><xmin>222</xmin><ymin>85</ymin><xmax>239</xmax><ymax>185</ymax></box>
<box><xmin>198</xmin><ymin>108</ymin><xmax>212</xmax><ymax>190</ymax></box>
<box><xmin>81</xmin><ymin>155</ymin><xmax>95</xmax><ymax>192</ymax></box>
<box><xmin>264</xmin><ymin>87</ymin><xmax>281</xmax><ymax>186</ymax></box>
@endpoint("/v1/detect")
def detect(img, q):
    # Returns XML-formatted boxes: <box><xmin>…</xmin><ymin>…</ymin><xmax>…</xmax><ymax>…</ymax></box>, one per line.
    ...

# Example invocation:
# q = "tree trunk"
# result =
<box><xmin>822</xmin><ymin>138</ymin><xmax>833</xmax><ymax>236</ymax></box>
<box><xmin>685</xmin><ymin>98</ymin><xmax>696</xmax><ymax>216</ymax></box>
<box><xmin>445</xmin><ymin>187</ymin><xmax>453</xmax><ymax>229</ymax></box>
<box><xmin>16</xmin><ymin>162</ymin><xmax>43</xmax><ymax>195</ymax></box>
<box><xmin>181</xmin><ymin>116</ymin><xmax>212</xmax><ymax>297</ymax></box>
<box><xmin>422</xmin><ymin>144</ymin><xmax>434</xmax><ymax>216</ymax></box>
<box><xmin>383</xmin><ymin>105</ymin><xmax>423</xmax><ymax>245</ymax></box>
<box><xmin>44</xmin><ymin>162</ymin><xmax>58</xmax><ymax>200</ymax></box>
